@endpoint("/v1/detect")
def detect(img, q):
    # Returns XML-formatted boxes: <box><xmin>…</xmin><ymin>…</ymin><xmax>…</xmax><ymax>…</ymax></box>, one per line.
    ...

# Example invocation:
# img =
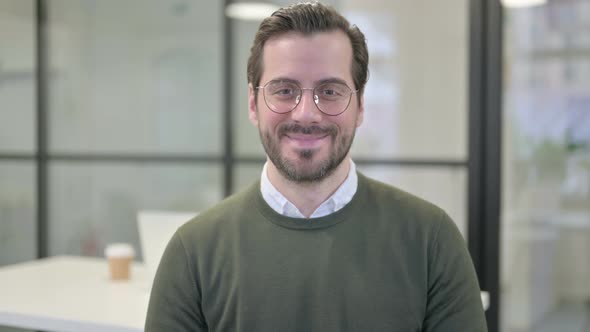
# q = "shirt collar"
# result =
<box><xmin>260</xmin><ymin>160</ymin><xmax>358</xmax><ymax>219</ymax></box>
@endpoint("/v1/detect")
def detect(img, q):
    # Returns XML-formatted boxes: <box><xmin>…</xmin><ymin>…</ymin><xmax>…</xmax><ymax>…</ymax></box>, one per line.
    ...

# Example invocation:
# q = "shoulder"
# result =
<box><xmin>176</xmin><ymin>182</ymin><xmax>259</xmax><ymax>246</ymax></box>
<box><xmin>359</xmin><ymin>172</ymin><xmax>451</xmax><ymax>228</ymax></box>
<box><xmin>356</xmin><ymin>172</ymin><xmax>464</xmax><ymax>253</ymax></box>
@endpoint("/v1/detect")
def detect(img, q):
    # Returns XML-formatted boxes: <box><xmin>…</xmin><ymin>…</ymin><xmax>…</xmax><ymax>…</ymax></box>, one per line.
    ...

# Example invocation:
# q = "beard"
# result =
<box><xmin>259</xmin><ymin>122</ymin><xmax>356</xmax><ymax>183</ymax></box>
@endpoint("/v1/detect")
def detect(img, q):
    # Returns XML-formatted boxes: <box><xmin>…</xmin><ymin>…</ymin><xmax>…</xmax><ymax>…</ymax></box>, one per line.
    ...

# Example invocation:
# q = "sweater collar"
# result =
<box><xmin>260</xmin><ymin>160</ymin><xmax>358</xmax><ymax>219</ymax></box>
<box><xmin>253</xmin><ymin>171</ymin><xmax>368</xmax><ymax>230</ymax></box>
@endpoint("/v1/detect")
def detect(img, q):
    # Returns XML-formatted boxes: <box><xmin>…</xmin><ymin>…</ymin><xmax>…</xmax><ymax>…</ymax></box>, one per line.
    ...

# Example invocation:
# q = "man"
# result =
<box><xmin>145</xmin><ymin>2</ymin><xmax>487</xmax><ymax>331</ymax></box>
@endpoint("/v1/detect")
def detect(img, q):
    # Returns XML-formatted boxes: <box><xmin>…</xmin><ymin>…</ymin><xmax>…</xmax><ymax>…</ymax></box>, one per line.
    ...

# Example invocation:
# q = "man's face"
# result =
<box><xmin>248</xmin><ymin>30</ymin><xmax>364</xmax><ymax>183</ymax></box>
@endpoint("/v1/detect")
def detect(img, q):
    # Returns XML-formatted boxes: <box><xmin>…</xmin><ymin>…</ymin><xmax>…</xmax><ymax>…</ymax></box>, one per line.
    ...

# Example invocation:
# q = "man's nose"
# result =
<box><xmin>291</xmin><ymin>89</ymin><xmax>322</xmax><ymax>122</ymax></box>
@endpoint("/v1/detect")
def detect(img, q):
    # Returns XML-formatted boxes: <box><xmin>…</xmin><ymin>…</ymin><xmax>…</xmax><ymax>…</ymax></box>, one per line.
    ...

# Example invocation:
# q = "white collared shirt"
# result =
<box><xmin>260</xmin><ymin>160</ymin><xmax>358</xmax><ymax>219</ymax></box>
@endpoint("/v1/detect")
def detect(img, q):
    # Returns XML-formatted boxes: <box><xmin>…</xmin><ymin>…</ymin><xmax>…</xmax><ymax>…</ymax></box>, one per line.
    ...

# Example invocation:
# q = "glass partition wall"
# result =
<box><xmin>0</xmin><ymin>0</ymin><xmax>37</xmax><ymax>266</ymax></box>
<box><xmin>501</xmin><ymin>0</ymin><xmax>590</xmax><ymax>331</ymax></box>
<box><xmin>43</xmin><ymin>0</ymin><xmax>225</xmax><ymax>259</ymax></box>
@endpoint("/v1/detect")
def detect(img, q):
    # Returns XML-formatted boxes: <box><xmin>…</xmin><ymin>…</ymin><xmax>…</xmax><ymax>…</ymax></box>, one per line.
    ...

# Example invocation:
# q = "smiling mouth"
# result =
<box><xmin>277</xmin><ymin>123</ymin><xmax>337</xmax><ymax>149</ymax></box>
<box><xmin>285</xmin><ymin>133</ymin><xmax>330</xmax><ymax>141</ymax></box>
<box><xmin>283</xmin><ymin>133</ymin><xmax>330</xmax><ymax>149</ymax></box>
<box><xmin>278</xmin><ymin>123</ymin><xmax>336</xmax><ymax>136</ymax></box>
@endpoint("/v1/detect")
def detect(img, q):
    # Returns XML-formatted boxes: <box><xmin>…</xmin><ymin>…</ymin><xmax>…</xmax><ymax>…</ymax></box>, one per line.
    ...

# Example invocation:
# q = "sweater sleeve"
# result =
<box><xmin>145</xmin><ymin>231</ymin><xmax>207</xmax><ymax>332</ymax></box>
<box><xmin>422</xmin><ymin>211</ymin><xmax>488</xmax><ymax>332</ymax></box>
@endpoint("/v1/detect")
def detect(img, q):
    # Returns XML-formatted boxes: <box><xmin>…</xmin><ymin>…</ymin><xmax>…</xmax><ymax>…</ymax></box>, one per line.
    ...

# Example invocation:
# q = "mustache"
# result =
<box><xmin>278</xmin><ymin>123</ymin><xmax>337</xmax><ymax>137</ymax></box>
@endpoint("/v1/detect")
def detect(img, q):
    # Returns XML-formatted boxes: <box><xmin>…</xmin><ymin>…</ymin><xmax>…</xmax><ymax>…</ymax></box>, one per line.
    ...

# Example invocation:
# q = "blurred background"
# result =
<box><xmin>0</xmin><ymin>0</ymin><xmax>588</xmax><ymax>331</ymax></box>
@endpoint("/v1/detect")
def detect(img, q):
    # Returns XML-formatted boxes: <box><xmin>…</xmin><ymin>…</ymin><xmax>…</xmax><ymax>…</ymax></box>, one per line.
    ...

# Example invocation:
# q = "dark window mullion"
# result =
<box><xmin>0</xmin><ymin>154</ymin><xmax>36</xmax><ymax>160</ymax></box>
<box><xmin>223</xmin><ymin>0</ymin><xmax>234</xmax><ymax>197</ymax></box>
<box><xmin>46</xmin><ymin>154</ymin><xmax>223</xmax><ymax>163</ymax></box>
<box><xmin>35</xmin><ymin>0</ymin><xmax>49</xmax><ymax>259</ymax></box>
<box><xmin>468</xmin><ymin>0</ymin><xmax>502</xmax><ymax>331</ymax></box>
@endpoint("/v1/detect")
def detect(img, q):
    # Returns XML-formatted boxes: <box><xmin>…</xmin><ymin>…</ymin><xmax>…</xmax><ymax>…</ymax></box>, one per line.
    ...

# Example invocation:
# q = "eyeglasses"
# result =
<box><xmin>256</xmin><ymin>80</ymin><xmax>358</xmax><ymax>116</ymax></box>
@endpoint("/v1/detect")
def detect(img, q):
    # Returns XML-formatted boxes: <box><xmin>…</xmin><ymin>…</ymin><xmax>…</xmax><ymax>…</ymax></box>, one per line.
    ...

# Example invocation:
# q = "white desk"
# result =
<box><xmin>0</xmin><ymin>256</ymin><xmax>490</xmax><ymax>332</ymax></box>
<box><xmin>0</xmin><ymin>256</ymin><xmax>149</xmax><ymax>332</ymax></box>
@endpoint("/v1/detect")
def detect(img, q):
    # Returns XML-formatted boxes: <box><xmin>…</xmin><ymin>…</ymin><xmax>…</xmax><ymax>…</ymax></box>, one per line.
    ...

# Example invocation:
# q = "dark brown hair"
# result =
<box><xmin>247</xmin><ymin>2</ymin><xmax>369</xmax><ymax>99</ymax></box>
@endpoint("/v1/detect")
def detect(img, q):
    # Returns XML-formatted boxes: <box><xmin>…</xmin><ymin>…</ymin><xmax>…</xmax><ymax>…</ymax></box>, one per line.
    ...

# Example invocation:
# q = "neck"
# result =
<box><xmin>266</xmin><ymin>158</ymin><xmax>351</xmax><ymax>218</ymax></box>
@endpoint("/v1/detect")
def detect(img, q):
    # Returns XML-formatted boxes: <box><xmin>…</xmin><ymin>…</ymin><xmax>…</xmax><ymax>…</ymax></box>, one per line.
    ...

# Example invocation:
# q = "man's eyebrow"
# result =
<box><xmin>267</xmin><ymin>77</ymin><xmax>350</xmax><ymax>86</ymax></box>
<box><xmin>316</xmin><ymin>77</ymin><xmax>349</xmax><ymax>85</ymax></box>
<box><xmin>268</xmin><ymin>77</ymin><xmax>299</xmax><ymax>84</ymax></box>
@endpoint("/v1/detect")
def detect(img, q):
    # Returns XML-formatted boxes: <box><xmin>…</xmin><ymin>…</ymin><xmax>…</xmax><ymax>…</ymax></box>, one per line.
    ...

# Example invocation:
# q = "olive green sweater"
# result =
<box><xmin>145</xmin><ymin>173</ymin><xmax>487</xmax><ymax>331</ymax></box>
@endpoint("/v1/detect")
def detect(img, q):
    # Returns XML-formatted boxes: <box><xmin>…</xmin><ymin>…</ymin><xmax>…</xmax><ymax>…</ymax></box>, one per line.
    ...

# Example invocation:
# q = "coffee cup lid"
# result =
<box><xmin>104</xmin><ymin>243</ymin><xmax>135</xmax><ymax>258</ymax></box>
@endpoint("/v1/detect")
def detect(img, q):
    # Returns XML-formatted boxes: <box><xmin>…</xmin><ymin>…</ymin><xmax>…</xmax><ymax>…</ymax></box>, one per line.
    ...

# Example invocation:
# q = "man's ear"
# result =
<box><xmin>248</xmin><ymin>83</ymin><xmax>259</xmax><ymax>126</ymax></box>
<box><xmin>356</xmin><ymin>94</ymin><xmax>364</xmax><ymax>127</ymax></box>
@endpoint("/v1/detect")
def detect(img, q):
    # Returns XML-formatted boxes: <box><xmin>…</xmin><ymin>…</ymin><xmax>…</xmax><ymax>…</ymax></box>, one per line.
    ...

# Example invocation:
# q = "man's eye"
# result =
<box><xmin>321</xmin><ymin>88</ymin><xmax>343</xmax><ymax>97</ymax></box>
<box><xmin>276</xmin><ymin>88</ymin><xmax>294</xmax><ymax>95</ymax></box>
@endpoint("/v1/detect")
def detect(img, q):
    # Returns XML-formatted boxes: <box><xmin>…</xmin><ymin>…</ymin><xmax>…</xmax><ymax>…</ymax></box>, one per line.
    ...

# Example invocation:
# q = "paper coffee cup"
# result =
<box><xmin>105</xmin><ymin>243</ymin><xmax>135</xmax><ymax>281</ymax></box>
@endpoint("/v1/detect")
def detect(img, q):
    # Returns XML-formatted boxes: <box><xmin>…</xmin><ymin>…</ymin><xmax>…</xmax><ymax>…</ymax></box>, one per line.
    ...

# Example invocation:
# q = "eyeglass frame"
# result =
<box><xmin>255</xmin><ymin>79</ymin><xmax>359</xmax><ymax>116</ymax></box>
